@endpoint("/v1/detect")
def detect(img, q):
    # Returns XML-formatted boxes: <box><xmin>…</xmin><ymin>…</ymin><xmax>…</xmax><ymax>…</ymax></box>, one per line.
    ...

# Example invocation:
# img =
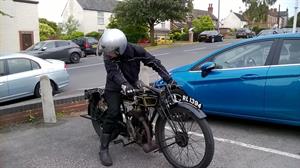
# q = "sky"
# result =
<box><xmin>38</xmin><ymin>0</ymin><xmax>297</xmax><ymax>23</ymax></box>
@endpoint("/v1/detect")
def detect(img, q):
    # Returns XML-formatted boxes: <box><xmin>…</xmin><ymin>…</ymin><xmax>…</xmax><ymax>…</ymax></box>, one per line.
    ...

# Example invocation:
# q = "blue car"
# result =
<box><xmin>156</xmin><ymin>33</ymin><xmax>300</xmax><ymax>126</ymax></box>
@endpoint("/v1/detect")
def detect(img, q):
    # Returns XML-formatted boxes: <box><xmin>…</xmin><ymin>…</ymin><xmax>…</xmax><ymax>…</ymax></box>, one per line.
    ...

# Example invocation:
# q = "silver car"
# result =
<box><xmin>0</xmin><ymin>53</ymin><xmax>69</xmax><ymax>103</ymax></box>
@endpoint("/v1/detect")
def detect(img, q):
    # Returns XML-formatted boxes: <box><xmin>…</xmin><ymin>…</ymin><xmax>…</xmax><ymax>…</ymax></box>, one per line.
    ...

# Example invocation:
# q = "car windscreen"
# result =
<box><xmin>87</xmin><ymin>38</ymin><xmax>98</xmax><ymax>44</ymax></box>
<box><xmin>26</xmin><ymin>42</ymin><xmax>46</xmax><ymax>51</ymax></box>
<box><xmin>201</xmin><ymin>31</ymin><xmax>216</xmax><ymax>35</ymax></box>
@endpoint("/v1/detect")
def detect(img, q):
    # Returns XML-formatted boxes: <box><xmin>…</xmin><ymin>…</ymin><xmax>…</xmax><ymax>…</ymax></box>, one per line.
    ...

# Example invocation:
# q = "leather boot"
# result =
<box><xmin>99</xmin><ymin>134</ymin><xmax>113</xmax><ymax>166</ymax></box>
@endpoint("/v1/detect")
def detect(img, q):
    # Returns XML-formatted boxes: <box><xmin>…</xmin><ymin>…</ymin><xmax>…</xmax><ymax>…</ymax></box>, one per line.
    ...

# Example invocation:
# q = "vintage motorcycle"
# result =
<box><xmin>81</xmin><ymin>81</ymin><xmax>214</xmax><ymax>168</ymax></box>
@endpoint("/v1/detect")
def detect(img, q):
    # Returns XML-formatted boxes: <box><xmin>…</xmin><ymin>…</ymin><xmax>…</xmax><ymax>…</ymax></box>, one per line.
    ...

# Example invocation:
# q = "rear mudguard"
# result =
<box><xmin>175</xmin><ymin>101</ymin><xmax>207</xmax><ymax>119</ymax></box>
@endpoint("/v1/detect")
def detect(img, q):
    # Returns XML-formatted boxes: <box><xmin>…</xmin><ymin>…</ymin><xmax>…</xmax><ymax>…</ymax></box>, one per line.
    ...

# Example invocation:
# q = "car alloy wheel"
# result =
<box><xmin>70</xmin><ymin>52</ymin><xmax>80</xmax><ymax>63</ymax></box>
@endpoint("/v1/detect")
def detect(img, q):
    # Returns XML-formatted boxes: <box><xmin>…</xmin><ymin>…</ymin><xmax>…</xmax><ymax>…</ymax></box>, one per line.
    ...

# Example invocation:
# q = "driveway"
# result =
<box><xmin>1</xmin><ymin>115</ymin><xmax>299</xmax><ymax>168</ymax></box>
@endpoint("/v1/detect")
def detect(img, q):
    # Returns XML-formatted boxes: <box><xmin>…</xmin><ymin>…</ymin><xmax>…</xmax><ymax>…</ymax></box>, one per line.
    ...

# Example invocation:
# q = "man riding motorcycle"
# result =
<box><xmin>98</xmin><ymin>29</ymin><xmax>176</xmax><ymax>166</ymax></box>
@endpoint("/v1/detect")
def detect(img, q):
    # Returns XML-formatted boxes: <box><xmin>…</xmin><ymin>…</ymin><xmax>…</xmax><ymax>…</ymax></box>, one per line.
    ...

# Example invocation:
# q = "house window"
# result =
<box><xmin>161</xmin><ymin>22</ymin><xmax>165</xmax><ymax>29</ymax></box>
<box><xmin>97</xmin><ymin>12</ymin><xmax>104</xmax><ymax>25</ymax></box>
<box><xmin>19</xmin><ymin>31</ymin><xmax>34</xmax><ymax>50</ymax></box>
<box><xmin>98</xmin><ymin>29</ymin><xmax>104</xmax><ymax>33</ymax></box>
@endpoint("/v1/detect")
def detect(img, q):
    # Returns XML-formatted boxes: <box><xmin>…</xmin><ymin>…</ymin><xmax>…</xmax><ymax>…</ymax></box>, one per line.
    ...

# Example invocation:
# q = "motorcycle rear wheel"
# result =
<box><xmin>89</xmin><ymin>103</ymin><xmax>103</xmax><ymax>138</ymax></box>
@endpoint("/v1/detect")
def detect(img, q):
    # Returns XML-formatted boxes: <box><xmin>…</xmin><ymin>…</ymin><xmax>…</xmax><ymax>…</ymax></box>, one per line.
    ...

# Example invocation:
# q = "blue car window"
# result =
<box><xmin>278</xmin><ymin>40</ymin><xmax>300</xmax><ymax>65</ymax></box>
<box><xmin>212</xmin><ymin>41</ymin><xmax>273</xmax><ymax>69</ymax></box>
<box><xmin>8</xmin><ymin>59</ymin><xmax>32</xmax><ymax>75</ymax></box>
<box><xmin>0</xmin><ymin>60</ymin><xmax>5</xmax><ymax>76</ymax></box>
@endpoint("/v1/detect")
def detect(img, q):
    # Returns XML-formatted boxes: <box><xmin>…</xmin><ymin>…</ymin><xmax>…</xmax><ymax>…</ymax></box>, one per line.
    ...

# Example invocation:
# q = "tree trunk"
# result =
<box><xmin>149</xmin><ymin>23</ymin><xmax>155</xmax><ymax>46</ymax></box>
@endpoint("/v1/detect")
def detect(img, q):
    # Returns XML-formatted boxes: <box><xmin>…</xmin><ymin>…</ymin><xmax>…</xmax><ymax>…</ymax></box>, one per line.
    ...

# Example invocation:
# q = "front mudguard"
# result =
<box><xmin>175</xmin><ymin>101</ymin><xmax>207</xmax><ymax>119</ymax></box>
<box><xmin>156</xmin><ymin>101</ymin><xmax>207</xmax><ymax>127</ymax></box>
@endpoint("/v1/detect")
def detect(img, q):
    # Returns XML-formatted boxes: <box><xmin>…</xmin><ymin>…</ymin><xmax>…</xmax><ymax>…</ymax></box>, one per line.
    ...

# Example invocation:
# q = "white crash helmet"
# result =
<box><xmin>97</xmin><ymin>29</ymin><xmax>127</xmax><ymax>56</ymax></box>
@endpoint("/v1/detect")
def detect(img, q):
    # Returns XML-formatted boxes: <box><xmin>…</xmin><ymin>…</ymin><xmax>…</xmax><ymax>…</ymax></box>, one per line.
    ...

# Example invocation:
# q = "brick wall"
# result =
<box><xmin>0</xmin><ymin>96</ymin><xmax>88</xmax><ymax>128</ymax></box>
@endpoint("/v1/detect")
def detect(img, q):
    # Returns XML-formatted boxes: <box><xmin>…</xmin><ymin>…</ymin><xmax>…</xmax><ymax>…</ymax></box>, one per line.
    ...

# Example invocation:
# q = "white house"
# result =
<box><xmin>0</xmin><ymin>0</ymin><xmax>39</xmax><ymax>54</ymax></box>
<box><xmin>154</xmin><ymin>21</ymin><xmax>172</xmax><ymax>36</ymax></box>
<box><xmin>61</xmin><ymin>0</ymin><xmax>118</xmax><ymax>34</ymax></box>
<box><xmin>221</xmin><ymin>11</ymin><xmax>248</xmax><ymax>29</ymax></box>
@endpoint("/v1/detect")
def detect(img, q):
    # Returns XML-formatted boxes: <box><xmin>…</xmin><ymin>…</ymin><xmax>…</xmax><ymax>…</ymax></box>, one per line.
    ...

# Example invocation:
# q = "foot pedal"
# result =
<box><xmin>113</xmin><ymin>138</ymin><xmax>135</xmax><ymax>147</ymax></box>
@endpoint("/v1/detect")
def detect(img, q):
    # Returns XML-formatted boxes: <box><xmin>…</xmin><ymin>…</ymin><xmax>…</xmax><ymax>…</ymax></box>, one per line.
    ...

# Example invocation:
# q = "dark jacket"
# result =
<box><xmin>104</xmin><ymin>43</ymin><xmax>172</xmax><ymax>91</ymax></box>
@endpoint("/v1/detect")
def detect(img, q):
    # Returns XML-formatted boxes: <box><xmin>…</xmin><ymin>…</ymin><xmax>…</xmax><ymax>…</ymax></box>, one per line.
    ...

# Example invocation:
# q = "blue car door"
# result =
<box><xmin>265</xmin><ymin>39</ymin><xmax>300</xmax><ymax>123</ymax></box>
<box><xmin>185</xmin><ymin>40</ymin><xmax>274</xmax><ymax>117</ymax></box>
<box><xmin>0</xmin><ymin>59</ymin><xmax>9</xmax><ymax>102</ymax></box>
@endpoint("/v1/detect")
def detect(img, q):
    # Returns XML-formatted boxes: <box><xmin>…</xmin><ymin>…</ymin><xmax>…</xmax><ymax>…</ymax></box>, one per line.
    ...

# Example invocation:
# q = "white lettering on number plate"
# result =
<box><xmin>182</xmin><ymin>95</ymin><xmax>202</xmax><ymax>109</ymax></box>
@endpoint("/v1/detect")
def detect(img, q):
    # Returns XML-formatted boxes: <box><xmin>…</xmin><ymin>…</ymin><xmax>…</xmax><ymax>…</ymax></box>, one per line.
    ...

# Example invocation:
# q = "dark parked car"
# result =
<box><xmin>25</xmin><ymin>40</ymin><xmax>82</xmax><ymax>63</ymax></box>
<box><xmin>72</xmin><ymin>37</ymin><xmax>98</xmax><ymax>57</ymax></box>
<box><xmin>236</xmin><ymin>28</ymin><xmax>255</xmax><ymax>38</ymax></box>
<box><xmin>198</xmin><ymin>30</ymin><xmax>223</xmax><ymax>43</ymax></box>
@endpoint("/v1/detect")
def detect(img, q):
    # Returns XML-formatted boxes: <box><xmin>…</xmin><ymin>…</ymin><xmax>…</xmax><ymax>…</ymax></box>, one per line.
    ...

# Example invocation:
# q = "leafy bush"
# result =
<box><xmin>252</xmin><ymin>26</ymin><xmax>264</xmax><ymax>35</ymax></box>
<box><xmin>180</xmin><ymin>32</ymin><xmax>189</xmax><ymax>41</ymax></box>
<box><xmin>192</xmin><ymin>16</ymin><xmax>214</xmax><ymax>33</ymax></box>
<box><xmin>170</xmin><ymin>32</ymin><xmax>182</xmax><ymax>41</ymax></box>
<box><xmin>39</xmin><ymin>23</ymin><xmax>56</xmax><ymax>41</ymax></box>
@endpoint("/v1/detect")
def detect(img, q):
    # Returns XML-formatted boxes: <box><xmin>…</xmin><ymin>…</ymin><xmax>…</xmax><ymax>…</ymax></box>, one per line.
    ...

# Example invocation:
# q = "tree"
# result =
<box><xmin>114</xmin><ymin>0</ymin><xmax>193</xmax><ymax>45</ymax></box>
<box><xmin>39</xmin><ymin>18</ymin><xmax>58</xmax><ymax>33</ymax></box>
<box><xmin>243</xmin><ymin>0</ymin><xmax>277</xmax><ymax>25</ymax></box>
<box><xmin>192</xmin><ymin>16</ymin><xmax>214</xmax><ymax>33</ymax></box>
<box><xmin>60</xmin><ymin>15</ymin><xmax>79</xmax><ymax>35</ymax></box>
<box><xmin>242</xmin><ymin>0</ymin><xmax>276</xmax><ymax>6</ymax></box>
<box><xmin>107</xmin><ymin>17</ymin><xmax>148</xmax><ymax>43</ymax></box>
<box><xmin>39</xmin><ymin>23</ymin><xmax>56</xmax><ymax>41</ymax></box>
<box><xmin>287</xmin><ymin>12</ymin><xmax>300</xmax><ymax>28</ymax></box>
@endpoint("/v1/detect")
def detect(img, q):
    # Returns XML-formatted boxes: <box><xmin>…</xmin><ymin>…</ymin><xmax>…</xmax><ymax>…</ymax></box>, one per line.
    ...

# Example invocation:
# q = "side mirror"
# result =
<box><xmin>200</xmin><ymin>62</ymin><xmax>220</xmax><ymax>77</ymax></box>
<box><xmin>41</xmin><ymin>47</ymin><xmax>47</xmax><ymax>51</ymax></box>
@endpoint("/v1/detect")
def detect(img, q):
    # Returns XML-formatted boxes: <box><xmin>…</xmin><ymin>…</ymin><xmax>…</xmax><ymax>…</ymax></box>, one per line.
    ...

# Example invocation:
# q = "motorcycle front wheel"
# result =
<box><xmin>156</xmin><ymin>106</ymin><xmax>214</xmax><ymax>168</ymax></box>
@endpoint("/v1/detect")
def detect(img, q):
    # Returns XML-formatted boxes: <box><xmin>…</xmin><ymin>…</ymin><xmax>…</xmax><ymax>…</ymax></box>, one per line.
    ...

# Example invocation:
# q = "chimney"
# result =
<box><xmin>208</xmin><ymin>3</ymin><xmax>213</xmax><ymax>15</ymax></box>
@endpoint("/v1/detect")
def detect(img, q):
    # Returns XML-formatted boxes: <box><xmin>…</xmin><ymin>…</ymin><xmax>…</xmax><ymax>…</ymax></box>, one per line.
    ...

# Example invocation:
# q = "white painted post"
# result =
<box><xmin>139</xmin><ymin>64</ymin><xmax>150</xmax><ymax>86</ymax></box>
<box><xmin>40</xmin><ymin>75</ymin><xmax>56</xmax><ymax>123</ymax></box>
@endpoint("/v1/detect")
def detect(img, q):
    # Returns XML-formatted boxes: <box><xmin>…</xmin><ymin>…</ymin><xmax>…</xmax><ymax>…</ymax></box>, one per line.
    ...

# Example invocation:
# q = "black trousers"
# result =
<box><xmin>103</xmin><ymin>91</ymin><xmax>122</xmax><ymax>134</ymax></box>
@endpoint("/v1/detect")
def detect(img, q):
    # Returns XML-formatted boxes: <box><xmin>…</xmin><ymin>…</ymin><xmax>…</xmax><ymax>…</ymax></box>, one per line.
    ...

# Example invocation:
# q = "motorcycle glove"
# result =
<box><xmin>121</xmin><ymin>83</ymin><xmax>135</xmax><ymax>96</ymax></box>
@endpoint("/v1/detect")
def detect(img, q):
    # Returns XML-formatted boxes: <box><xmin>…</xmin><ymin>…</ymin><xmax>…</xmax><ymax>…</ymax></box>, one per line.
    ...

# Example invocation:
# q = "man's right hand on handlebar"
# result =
<box><xmin>121</xmin><ymin>83</ymin><xmax>135</xmax><ymax>96</ymax></box>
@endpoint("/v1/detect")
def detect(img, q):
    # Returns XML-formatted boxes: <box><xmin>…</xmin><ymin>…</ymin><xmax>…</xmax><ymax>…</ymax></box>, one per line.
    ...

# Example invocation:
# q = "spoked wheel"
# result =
<box><xmin>156</xmin><ymin>106</ymin><xmax>214</xmax><ymax>168</ymax></box>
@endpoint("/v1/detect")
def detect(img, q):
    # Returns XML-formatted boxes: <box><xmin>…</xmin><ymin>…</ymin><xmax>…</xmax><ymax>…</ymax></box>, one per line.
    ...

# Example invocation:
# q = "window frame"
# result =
<box><xmin>55</xmin><ymin>41</ymin><xmax>70</xmax><ymax>48</ymax></box>
<box><xmin>191</xmin><ymin>39</ymin><xmax>278</xmax><ymax>71</ymax></box>
<box><xmin>44</xmin><ymin>41</ymin><xmax>56</xmax><ymax>50</ymax></box>
<box><xmin>7</xmin><ymin>58</ymin><xmax>39</xmax><ymax>75</ymax></box>
<box><xmin>97</xmin><ymin>12</ymin><xmax>105</xmax><ymax>25</ymax></box>
<box><xmin>0</xmin><ymin>59</ymin><xmax>8</xmax><ymax>77</ymax></box>
<box><xmin>30</xmin><ymin>60</ymin><xmax>41</xmax><ymax>70</ymax></box>
<box><xmin>273</xmin><ymin>38</ymin><xmax>300</xmax><ymax>65</ymax></box>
